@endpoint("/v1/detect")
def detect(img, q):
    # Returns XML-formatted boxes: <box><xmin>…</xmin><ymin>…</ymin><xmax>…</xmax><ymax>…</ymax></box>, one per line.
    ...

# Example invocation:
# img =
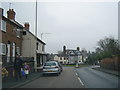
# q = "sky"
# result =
<box><xmin>1</xmin><ymin>0</ymin><xmax>118</xmax><ymax>54</ymax></box>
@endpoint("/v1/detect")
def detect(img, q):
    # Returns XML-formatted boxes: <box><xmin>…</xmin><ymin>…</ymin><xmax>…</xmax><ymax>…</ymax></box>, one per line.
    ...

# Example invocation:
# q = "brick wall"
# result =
<box><xmin>2</xmin><ymin>19</ymin><xmax>22</xmax><ymax>56</ymax></box>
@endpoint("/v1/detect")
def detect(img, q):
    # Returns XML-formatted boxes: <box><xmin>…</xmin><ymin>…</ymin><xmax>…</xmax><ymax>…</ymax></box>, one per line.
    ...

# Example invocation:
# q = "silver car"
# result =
<box><xmin>42</xmin><ymin>61</ymin><xmax>62</xmax><ymax>76</ymax></box>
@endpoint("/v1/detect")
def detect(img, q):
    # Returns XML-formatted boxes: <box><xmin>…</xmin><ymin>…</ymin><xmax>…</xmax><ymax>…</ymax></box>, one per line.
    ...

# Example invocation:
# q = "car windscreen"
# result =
<box><xmin>44</xmin><ymin>62</ymin><xmax>56</xmax><ymax>66</ymax></box>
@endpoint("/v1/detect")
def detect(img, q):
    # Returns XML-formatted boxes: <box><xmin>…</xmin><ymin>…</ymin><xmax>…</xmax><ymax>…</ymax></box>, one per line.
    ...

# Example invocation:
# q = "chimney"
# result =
<box><xmin>7</xmin><ymin>9</ymin><xmax>16</xmax><ymax>20</ymax></box>
<box><xmin>63</xmin><ymin>45</ymin><xmax>66</xmax><ymax>54</ymax></box>
<box><xmin>77</xmin><ymin>47</ymin><xmax>80</xmax><ymax>51</ymax></box>
<box><xmin>24</xmin><ymin>23</ymin><xmax>30</xmax><ymax>31</ymax></box>
<box><xmin>0</xmin><ymin>8</ymin><xmax>4</xmax><ymax>16</ymax></box>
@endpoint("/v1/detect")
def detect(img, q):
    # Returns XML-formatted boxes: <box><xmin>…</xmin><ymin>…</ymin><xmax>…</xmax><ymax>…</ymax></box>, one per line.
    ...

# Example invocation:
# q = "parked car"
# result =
<box><xmin>42</xmin><ymin>61</ymin><xmax>62</xmax><ymax>76</ymax></box>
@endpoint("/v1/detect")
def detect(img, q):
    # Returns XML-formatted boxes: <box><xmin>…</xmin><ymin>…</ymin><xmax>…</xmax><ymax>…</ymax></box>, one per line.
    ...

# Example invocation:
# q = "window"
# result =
<box><xmin>0</xmin><ymin>43</ymin><xmax>6</xmax><ymax>55</ymax></box>
<box><xmin>23</xmin><ymin>31</ymin><xmax>26</xmax><ymax>35</ymax></box>
<box><xmin>16</xmin><ymin>47</ymin><xmax>20</xmax><ymax>55</ymax></box>
<box><xmin>1</xmin><ymin>20</ymin><xmax>6</xmax><ymax>32</ymax></box>
<box><xmin>64</xmin><ymin>57</ymin><xmax>66</xmax><ymax>60</ymax></box>
<box><xmin>36</xmin><ymin>43</ymin><xmax>39</xmax><ymax>50</ymax></box>
<box><xmin>16</xmin><ymin>29</ymin><xmax>21</xmax><ymax>38</ymax></box>
<box><xmin>44</xmin><ymin>62</ymin><xmax>56</xmax><ymax>66</ymax></box>
<box><xmin>60</xmin><ymin>57</ymin><xmax>62</xmax><ymax>60</ymax></box>
<box><xmin>42</xmin><ymin>45</ymin><xmax>44</xmax><ymax>52</ymax></box>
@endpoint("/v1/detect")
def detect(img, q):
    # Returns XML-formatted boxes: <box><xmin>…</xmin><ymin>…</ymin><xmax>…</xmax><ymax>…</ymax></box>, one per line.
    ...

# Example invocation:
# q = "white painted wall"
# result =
<box><xmin>53</xmin><ymin>55</ymin><xmax>68</xmax><ymax>64</ymax></box>
<box><xmin>21</xmin><ymin>31</ymin><xmax>35</xmax><ymax>57</ymax></box>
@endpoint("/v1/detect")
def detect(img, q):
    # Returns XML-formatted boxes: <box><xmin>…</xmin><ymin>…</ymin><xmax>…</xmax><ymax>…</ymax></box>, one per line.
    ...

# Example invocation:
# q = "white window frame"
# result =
<box><xmin>16</xmin><ymin>29</ymin><xmax>21</xmax><ymax>38</ymax></box>
<box><xmin>16</xmin><ymin>46</ymin><xmax>20</xmax><ymax>55</ymax></box>
<box><xmin>1</xmin><ymin>20</ymin><xmax>6</xmax><ymax>32</ymax></box>
<box><xmin>0</xmin><ymin>43</ymin><xmax>6</xmax><ymax>55</ymax></box>
<box><xmin>12</xmin><ymin>43</ymin><xmax>15</xmax><ymax>57</ymax></box>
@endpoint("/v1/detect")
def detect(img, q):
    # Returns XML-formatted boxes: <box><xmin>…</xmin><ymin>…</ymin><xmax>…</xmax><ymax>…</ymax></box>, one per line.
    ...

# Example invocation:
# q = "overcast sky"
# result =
<box><xmin>1</xmin><ymin>0</ymin><xmax>118</xmax><ymax>54</ymax></box>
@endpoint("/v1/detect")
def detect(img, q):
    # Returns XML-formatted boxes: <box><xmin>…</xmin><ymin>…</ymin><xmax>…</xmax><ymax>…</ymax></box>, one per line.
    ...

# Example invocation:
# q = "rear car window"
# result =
<box><xmin>44</xmin><ymin>62</ymin><xmax>56</xmax><ymax>66</ymax></box>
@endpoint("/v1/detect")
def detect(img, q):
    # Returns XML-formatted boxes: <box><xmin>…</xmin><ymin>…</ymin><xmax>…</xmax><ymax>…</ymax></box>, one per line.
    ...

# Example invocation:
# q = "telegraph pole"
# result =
<box><xmin>9</xmin><ymin>3</ymin><xmax>12</xmax><ymax>9</ymax></box>
<box><xmin>41</xmin><ymin>33</ymin><xmax>51</xmax><ymax>40</ymax></box>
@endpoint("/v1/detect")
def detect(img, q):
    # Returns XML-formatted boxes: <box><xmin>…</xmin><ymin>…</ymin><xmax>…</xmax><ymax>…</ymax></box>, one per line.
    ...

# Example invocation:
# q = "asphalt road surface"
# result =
<box><xmin>20</xmin><ymin>67</ymin><xmax>84</xmax><ymax>88</ymax></box>
<box><xmin>76</xmin><ymin>66</ymin><xmax>119</xmax><ymax>88</ymax></box>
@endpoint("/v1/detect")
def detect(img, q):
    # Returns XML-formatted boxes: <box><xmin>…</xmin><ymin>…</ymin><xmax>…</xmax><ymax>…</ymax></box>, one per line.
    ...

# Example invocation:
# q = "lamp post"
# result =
<box><xmin>34</xmin><ymin>0</ymin><xmax>38</xmax><ymax>72</ymax></box>
<box><xmin>35</xmin><ymin>0</ymin><xmax>37</xmax><ymax>37</ymax></box>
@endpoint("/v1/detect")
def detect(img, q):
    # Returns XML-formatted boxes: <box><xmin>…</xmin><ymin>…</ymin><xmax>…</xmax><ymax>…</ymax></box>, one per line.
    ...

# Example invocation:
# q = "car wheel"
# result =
<box><xmin>43</xmin><ymin>74</ymin><xmax>45</xmax><ymax>76</ymax></box>
<box><xmin>56</xmin><ymin>73</ymin><xmax>59</xmax><ymax>76</ymax></box>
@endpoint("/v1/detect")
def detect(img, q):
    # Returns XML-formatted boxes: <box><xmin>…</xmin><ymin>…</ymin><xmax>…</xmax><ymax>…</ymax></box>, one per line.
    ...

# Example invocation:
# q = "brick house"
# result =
<box><xmin>0</xmin><ymin>8</ymin><xmax>47</xmax><ymax>79</ymax></box>
<box><xmin>0</xmin><ymin>8</ymin><xmax>23</xmax><ymax>66</ymax></box>
<box><xmin>0</xmin><ymin>8</ymin><xmax>25</xmax><ymax>79</ymax></box>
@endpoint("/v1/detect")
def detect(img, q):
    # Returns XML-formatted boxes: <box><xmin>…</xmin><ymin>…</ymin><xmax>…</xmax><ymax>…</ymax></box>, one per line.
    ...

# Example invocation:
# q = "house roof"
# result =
<box><xmin>55</xmin><ymin>54</ymin><xmax>68</xmax><ymax>57</ymax></box>
<box><xmin>23</xmin><ymin>28</ymin><xmax>46</xmax><ymax>45</ymax></box>
<box><xmin>2</xmin><ymin>16</ymin><xmax>23</xmax><ymax>29</ymax></box>
<box><xmin>37</xmin><ymin>38</ymin><xmax>46</xmax><ymax>45</ymax></box>
<box><xmin>2</xmin><ymin>16</ymin><xmax>46</xmax><ymax>45</ymax></box>
<box><xmin>66</xmin><ymin>49</ymin><xmax>82</xmax><ymax>56</ymax></box>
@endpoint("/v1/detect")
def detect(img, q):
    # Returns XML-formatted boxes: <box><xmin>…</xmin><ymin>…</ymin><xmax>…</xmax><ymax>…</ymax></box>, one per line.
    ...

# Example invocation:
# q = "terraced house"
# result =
<box><xmin>0</xmin><ymin>8</ymin><xmax>24</xmax><ymax>78</ymax></box>
<box><xmin>0</xmin><ymin>8</ymin><xmax>47</xmax><ymax>79</ymax></box>
<box><xmin>0</xmin><ymin>8</ymin><xmax>23</xmax><ymax>66</ymax></box>
<box><xmin>21</xmin><ymin>23</ymin><xmax>47</xmax><ymax>71</ymax></box>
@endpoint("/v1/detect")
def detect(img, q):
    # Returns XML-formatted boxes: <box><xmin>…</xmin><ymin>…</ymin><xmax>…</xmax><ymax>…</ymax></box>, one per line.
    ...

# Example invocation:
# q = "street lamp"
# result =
<box><xmin>41</xmin><ymin>33</ymin><xmax>51</xmax><ymax>40</ymax></box>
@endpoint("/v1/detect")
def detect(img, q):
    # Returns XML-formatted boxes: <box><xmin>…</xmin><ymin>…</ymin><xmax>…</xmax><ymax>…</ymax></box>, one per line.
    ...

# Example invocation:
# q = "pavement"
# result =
<box><xmin>91</xmin><ymin>65</ymin><xmax>120</xmax><ymax>77</ymax></box>
<box><xmin>2</xmin><ymin>71</ymin><xmax>43</xmax><ymax>89</ymax></box>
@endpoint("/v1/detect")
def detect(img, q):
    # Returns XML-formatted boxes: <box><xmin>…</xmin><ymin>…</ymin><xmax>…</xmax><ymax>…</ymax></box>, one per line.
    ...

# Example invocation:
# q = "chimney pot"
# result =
<box><xmin>24</xmin><ymin>23</ymin><xmax>30</xmax><ymax>31</ymax></box>
<box><xmin>7</xmin><ymin>9</ymin><xmax>16</xmax><ymax>20</ymax></box>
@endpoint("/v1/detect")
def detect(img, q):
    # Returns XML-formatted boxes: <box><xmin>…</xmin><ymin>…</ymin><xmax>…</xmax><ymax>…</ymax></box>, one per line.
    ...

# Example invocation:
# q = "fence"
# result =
<box><xmin>100</xmin><ymin>56</ymin><xmax>120</xmax><ymax>71</ymax></box>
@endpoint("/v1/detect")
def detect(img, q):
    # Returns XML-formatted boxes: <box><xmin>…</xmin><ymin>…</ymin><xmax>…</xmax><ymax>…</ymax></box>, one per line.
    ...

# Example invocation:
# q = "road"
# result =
<box><xmin>19</xmin><ymin>66</ymin><xmax>119</xmax><ymax>88</ymax></box>
<box><xmin>76</xmin><ymin>66</ymin><xmax>119</xmax><ymax>88</ymax></box>
<box><xmin>20</xmin><ymin>67</ymin><xmax>84</xmax><ymax>88</ymax></box>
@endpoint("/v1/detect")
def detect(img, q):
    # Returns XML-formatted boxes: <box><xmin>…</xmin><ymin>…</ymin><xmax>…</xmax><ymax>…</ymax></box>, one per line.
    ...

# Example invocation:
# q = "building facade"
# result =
<box><xmin>54</xmin><ymin>54</ymin><xmax>68</xmax><ymax>64</ymax></box>
<box><xmin>1</xmin><ymin>8</ymin><xmax>47</xmax><ymax>79</ymax></box>
<box><xmin>0</xmin><ymin>8</ymin><xmax>23</xmax><ymax>67</ymax></box>
<box><xmin>21</xmin><ymin>23</ymin><xmax>47</xmax><ymax>71</ymax></box>
<box><xmin>0</xmin><ymin>8</ymin><xmax>24</xmax><ymax>79</ymax></box>
<box><xmin>66</xmin><ymin>49</ymin><xmax>83</xmax><ymax>64</ymax></box>
<box><xmin>53</xmin><ymin>46</ymin><xmax>87</xmax><ymax>65</ymax></box>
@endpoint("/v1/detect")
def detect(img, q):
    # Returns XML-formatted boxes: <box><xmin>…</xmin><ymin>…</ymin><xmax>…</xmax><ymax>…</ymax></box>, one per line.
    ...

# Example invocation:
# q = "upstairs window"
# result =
<box><xmin>1</xmin><ymin>20</ymin><xmax>6</xmax><ymax>32</ymax></box>
<box><xmin>42</xmin><ymin>45</ymin><xmax>44</xmax><ymax>52</ymax></box>
<box><xmin>16</xmin><ymin>29</ymin><xmax>21</xmax><ymax>38</ymax></box>
<box><xmin>36</xmin><ymin>43</ymin><xmax>39</xmax><ymax>50</ymax></box>
<box><xmin>23</xmin><ymin>31</ymin><xmax>27</xmax><ymax>35</ymax></box>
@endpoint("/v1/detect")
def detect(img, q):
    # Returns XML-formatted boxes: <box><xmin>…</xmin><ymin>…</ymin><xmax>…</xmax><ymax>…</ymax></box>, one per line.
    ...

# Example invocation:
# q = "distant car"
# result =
<box><xmin>42</xmin><ymin>61</ymin><xmax>62</xmax><ymax>76</ymax></box>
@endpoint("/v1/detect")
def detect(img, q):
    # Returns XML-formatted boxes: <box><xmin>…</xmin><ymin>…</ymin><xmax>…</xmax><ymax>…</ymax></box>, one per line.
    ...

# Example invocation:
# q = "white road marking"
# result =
<box><xmin>78</xmin><ymin>77</ymin><xmax>84</xmax><ymax>86</ymax></box>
